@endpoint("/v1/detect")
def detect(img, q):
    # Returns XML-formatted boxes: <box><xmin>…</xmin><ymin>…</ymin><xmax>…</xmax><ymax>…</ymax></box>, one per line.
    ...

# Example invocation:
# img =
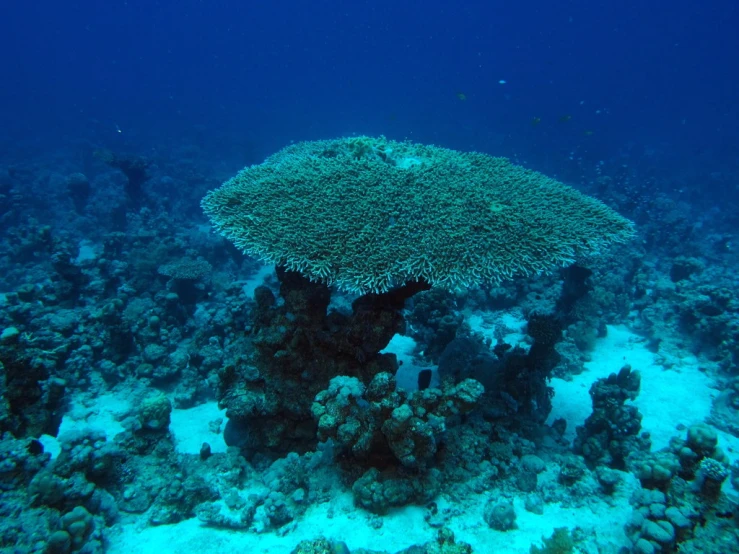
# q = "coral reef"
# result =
<box><xmin>0</xmin><ymin>132</ymin><xmax>738</xmax><ymax>553</ymax></box>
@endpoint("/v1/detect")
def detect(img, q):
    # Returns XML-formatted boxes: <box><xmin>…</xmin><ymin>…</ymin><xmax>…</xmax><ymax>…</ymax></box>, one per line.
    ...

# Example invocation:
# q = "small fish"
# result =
<box><xmin>583</xmin><ymin>130</ymin><xmax>594</xmax><ymax>136</ymax></box>
<box><xmin>531</xmin><ymin>117</ymin><xmax>542</xmax><ymax>126</ymax></box>
<box><xmin>559</xmin><ymin>115</ymin><xmax>572</xmax><ymax>123</ymax></box>
<box><xmin>456</xmin><ymin>92</ymin><xmax>467</xmax><ymax>101</ymax></box>
<box><xmin>498</xmin><ymin>79</ymin><xmax>507</xmax><ymax>85</ymax></box>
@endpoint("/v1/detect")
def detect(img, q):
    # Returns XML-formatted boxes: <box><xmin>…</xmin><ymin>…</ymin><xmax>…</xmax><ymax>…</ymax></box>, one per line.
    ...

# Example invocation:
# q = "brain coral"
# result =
<box><xmin>202</xmin><ymin>136</ymin><xmax>634</xmax><ymax>294</ymax></box>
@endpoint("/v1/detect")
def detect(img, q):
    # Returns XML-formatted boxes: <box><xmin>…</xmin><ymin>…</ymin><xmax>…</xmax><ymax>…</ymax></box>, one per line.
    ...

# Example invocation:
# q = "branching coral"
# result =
<box><xmin>202</xmin><ymin>136</ymin><xmax>634</xmax><ymax>294</ymax></box>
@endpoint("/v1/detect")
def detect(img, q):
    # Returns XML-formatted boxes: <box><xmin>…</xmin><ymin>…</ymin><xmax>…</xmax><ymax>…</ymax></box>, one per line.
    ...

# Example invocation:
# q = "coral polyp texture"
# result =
<box><xmin>201</xmin><ymin>136</ymin><xmax>635</xmax><ymax>294</ymax></box>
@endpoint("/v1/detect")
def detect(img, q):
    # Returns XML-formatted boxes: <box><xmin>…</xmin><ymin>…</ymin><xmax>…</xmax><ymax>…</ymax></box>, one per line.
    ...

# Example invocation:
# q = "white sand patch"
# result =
<box><xmin>76</xmin><ymin>240</ymin><xmax>99</xmax><ymax>264</ymax></box>
<box><xmin>106</xmin><ymin>483</ymin><xmax>633</xmax><ymax>554</ymax></box>
<box><xmin>106</xmin><ymin>492</ymin><xmax>431</xmax><ymax>554</ymax></box>
<box><xmin>548</xmin><ymin>325</ymin><xmax>717</xmax><ymax>451</ymax></box>
<box><xmin>715</xmin><ymin>431</ymin><xmax>739</xmax><ymax>498</ymax></box>
<box><xmin>242</xmin><ymin>264</ymin><xmax>275</xmax><ymax>299</ymax></box>
<box><xmin>58</xmin><ymin>392</ymin><xmax>130</xmax><ymax>442</ymax></box>
<box><xmin>716</xmin><ymin>430</ymin><xmax>739</xmax><ymax>466</ymax></box>
<box><xmin>445</xmin><ymin>489</ymin><xmax>633</xmax><ymax>553</ymax></box>
<box><xmin>382</xmin><ymin>334</ymin><xmax>438</xmax><ymax>390</ymax></box>
<box><xmin>42</xmin><ymin>392</ymin><xmax>131</xmax><ymax>459</ymax></box>
<box><xmin>468</xmin><ymin>309</ymin><xmax>528</xmax><ymax>348</ymax></box>
<box><xmin>38</xmin><ymin>434</ymin><xmax>62</xmax><ymax>459</ymax></box>
<box><xmin>170</xmin><ymin>401</ymin><xmax>228</xmax><ymax>455</ymax></box>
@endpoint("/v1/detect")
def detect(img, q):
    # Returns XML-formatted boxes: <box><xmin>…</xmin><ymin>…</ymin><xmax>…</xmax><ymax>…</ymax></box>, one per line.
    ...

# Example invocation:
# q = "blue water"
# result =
<box><xmin>2</xmin><ymin>0</ymin><xmax>737</xmax><ymax>176</ymax></box>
